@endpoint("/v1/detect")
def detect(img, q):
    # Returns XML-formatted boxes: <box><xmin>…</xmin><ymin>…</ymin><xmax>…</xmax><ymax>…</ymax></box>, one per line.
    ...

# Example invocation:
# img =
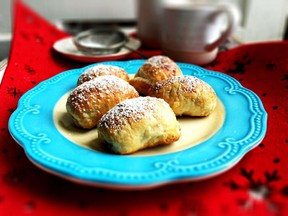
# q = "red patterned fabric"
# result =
<box><xmin>0</xmin><ymin>1</ymin><xmax>287</xmax><ymax>215</ymax></box>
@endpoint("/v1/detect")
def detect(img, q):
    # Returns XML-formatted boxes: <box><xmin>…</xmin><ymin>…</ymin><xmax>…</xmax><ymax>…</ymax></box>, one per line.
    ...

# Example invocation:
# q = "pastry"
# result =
<box><xmin>77</xmin><ymin>64</ymin><xmax>129</xmax><ymax>85</ymax></box>
<box><xmin>97</xmin><ymin>96</ymin><xmax>181</xmax><ymax>154</ymax></box>
<box><xmin>66</xmin><ymin>75</ymin><xmax>139</xmax><ymax>129</ymax></box>
<box><xmin>129</xmin><ymin>55</ymin><xmax>182</xmax><ymax>95</ymax></box>
<box><xmin>147</xmin><ymin>75</ymin><xmax>217</xmax><ymax>116</ymax></box>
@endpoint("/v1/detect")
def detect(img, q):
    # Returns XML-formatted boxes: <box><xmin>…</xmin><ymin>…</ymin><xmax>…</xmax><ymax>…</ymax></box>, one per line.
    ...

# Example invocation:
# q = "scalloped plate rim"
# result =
<box><xmin>8</xmin><ymin>60</ymin><xmax>268</xmax><ymax>189</ymax></box>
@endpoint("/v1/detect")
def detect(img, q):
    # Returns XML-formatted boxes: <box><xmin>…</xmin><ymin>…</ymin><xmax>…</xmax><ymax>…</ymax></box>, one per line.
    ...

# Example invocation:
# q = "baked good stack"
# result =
<box><xmin>66</xmin><ymin>55</ymin><xmax>217</xmax><ymax>154</ymax></box>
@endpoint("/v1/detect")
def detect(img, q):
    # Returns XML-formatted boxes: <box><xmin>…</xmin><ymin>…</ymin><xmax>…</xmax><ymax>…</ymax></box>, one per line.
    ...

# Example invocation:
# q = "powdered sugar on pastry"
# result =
<box><xmin>77</xmin><ymin>64</ymin><xmax>129</xmax><ymax>85</ymax></box>
<box><xmin>148</xmin><ymin>75</ymin><xmax>217</xmax><ymax>117</ymax></box>
<box><xmin>97</xmin><ymin>96</ymin><xmax>181</xmax><ymax>154</ymax></box>
<box><xmin>66</xmin><ymin>75</ymin><xmax>139</xmax><ymax>129</ymax></box>
<box><xmin>152</xmin><ymin>75</ymin><xmax>203</xmax><ymax>94</ymax></box>
<box><xmin>129</xmin><ymin>55</ymin><xmax>183</xmax><ymax>95</ymax></box>
<box><xmin>98</xmin><ymin>96</ymin><xmax>165</xmax><ymax>132</ymax></box>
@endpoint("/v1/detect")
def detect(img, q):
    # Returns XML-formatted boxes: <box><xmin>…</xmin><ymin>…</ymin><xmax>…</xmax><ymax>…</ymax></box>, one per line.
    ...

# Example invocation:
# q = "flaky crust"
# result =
<box><xmin>97</xmin><ymin>97</ymin><xmax>181</xmax><ymax>154</ymax></box>
<box><xmin>147</xmin><ymin>76</ymin><xmax>217</xmax><ymax>116</ymax></box>
<box><xmin>129</xmin><ymin>55</ymin><xmax>182</xmax><ymax>95</ymax></box>
<box><xmin>66</xmin><ymin>75</ymin><xmax>139</xmax><ymax>129</ymax></box>
<box><xmin>77</xmin><ymin>64</ymin><xmax>130</xmax><ymax>85</ymax></box>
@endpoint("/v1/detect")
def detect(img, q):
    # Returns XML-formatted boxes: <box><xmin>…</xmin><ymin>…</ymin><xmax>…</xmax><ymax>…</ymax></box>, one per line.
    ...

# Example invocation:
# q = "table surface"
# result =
<box><xmin>1</xmin><ymin>1</ymin><xmax>288</xmax><ymax>216</ymax></box>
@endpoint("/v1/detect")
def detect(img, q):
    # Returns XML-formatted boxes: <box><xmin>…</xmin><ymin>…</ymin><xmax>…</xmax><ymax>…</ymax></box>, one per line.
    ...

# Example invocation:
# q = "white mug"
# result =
<box><xmin>161</xmin><ymin>1</ymin><xmax>240</xmax><ymax>65</ymax></box>
<box><xmin>137</xmin><ymin>0</ymin><xmax>164</xmax><ymax>49</ymax></box>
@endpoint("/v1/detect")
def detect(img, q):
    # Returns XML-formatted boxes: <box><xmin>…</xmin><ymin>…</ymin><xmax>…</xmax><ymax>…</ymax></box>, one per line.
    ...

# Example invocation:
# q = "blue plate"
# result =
<box><xmin>8</xmin><ymin>60</ymin><xmax>267</xmax><ymax>189</ymax></box>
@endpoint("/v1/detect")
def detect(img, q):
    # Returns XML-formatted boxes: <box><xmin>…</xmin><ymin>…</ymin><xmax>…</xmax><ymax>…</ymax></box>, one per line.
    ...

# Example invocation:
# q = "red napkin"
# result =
<box><xmin>0</xmin><ymin>1</ymin><xmax>288</xmax><ymax>216</ymax></box>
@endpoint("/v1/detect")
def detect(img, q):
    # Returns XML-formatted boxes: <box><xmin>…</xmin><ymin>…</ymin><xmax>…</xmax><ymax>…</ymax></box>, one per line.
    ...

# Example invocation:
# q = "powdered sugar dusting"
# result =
<box><xmin>152</xmin><ymin>75</ymin><xmax>204</xmax><ymax>93</ymax></box>
<box><xmin>77</xmin><ymin>64</ymin><xmax>128</xmax><ymax>85</ymax></box>
<box><xmin>135</xmin><ymin>56</ymin><xmax>181</xmax><ymax>83</ymax></box>
<box><xmin>98</xmin><ymin>97</ymin><xmax>168</xmax><ymax>132</ymax></box>
<box><xmin>149</xmin><ymin>56</ymin><xmax>176</xmax><ymax>70</ymax></box>
<box><xmin>148</xmin><ymin>55</ymin><xmax>170</xmax><ymax>66</ymax></box>
<box><xmin>68</xmin><ymin>75</ymin><xmax>136</xmax><ymax>111</ymax></box>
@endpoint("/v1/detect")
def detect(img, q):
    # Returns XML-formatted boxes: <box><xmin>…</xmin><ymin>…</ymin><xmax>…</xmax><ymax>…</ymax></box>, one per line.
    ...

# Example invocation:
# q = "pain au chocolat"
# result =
<box><xmin>147</xmin><ymin>75</ymin><xmax>217</xmax><ymax>117</ymax></box>
<box><xmin>97</xmin><ymin>96</ymin><xmax>181</xmax><ymax>155</ymax></box>
<box><xmin>77</xmin><ymin>64</ymin><xmax>130</xmax><ymax>85</ymax></box>
<box><xmin>66</xmin><ymin>75</ymin><xmax>139</xmax><ymax>129</ymax></box>
<box><xmin>129</xmin><ymin>55</ymin><xmax>182</xmax><ymax>95</ymax></box>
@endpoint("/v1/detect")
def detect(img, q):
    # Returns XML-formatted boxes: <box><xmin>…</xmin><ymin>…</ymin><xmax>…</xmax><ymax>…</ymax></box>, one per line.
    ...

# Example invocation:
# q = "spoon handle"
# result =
<box><xmin>123</xmin><ymin>45</ymin><xmax>149</xmax><ymax>59</ymax></box>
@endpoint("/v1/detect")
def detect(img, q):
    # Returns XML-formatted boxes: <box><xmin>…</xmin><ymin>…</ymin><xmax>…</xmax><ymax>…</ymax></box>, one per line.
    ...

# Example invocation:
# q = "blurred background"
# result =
<box><xmin>0</xmin><ymin>0</ymin><xmax>288</xmax><ymax>60</ymax></box>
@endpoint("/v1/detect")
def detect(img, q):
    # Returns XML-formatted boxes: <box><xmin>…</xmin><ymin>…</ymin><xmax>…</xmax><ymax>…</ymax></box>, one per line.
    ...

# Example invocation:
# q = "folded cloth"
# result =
<box><xmin>0</xmin><ymin>1</ymin><xmax>288</xmax><ymax>216</ymax></box>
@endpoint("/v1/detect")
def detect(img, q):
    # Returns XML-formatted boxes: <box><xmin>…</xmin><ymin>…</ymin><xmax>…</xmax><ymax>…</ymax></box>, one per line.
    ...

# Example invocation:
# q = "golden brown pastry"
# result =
<box><xmin>77</xmin><ymin>64</ymin><xmax>129</xmax><ymax>85</ymax></box>
<box><xmin>147</xmin><ymin>75</ymin><xmax>217</xmax><ymax>116</ymax></box>
<box><xmin>129</xmin><ymin>55</ymin><xmax>182</xmax><ymax>95</ymax></box>
<box><xmin>66</xmin><ymin>75</ymin><xmax>139</xmax><ymax>129</ymax></box>
<box><xmin>97</xmin><ymin>96</ymin><xmax>181</xmax><ymax>154</ymax></box>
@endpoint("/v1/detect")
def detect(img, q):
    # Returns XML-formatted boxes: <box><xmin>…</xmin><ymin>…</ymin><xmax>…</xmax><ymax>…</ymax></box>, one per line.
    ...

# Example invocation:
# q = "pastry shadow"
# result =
<box><xmin>56</xmin><ymin>112</ymin><xmax>113</xmax><ymax>153</ymax></box>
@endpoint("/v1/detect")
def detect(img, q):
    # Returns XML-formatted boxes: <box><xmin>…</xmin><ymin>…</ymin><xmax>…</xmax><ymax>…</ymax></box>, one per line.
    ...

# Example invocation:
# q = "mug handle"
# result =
<box><xmin>205</xmin><ymin>4</ymin><xmax>240</xmax><ymax>51</ymax></box>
